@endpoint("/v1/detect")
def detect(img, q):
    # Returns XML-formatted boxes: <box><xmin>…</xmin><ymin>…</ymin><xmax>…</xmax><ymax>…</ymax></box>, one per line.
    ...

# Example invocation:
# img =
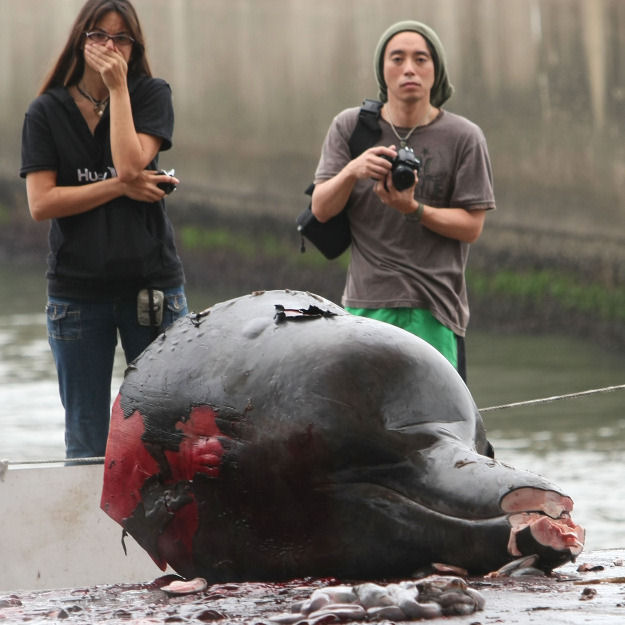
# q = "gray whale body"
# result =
<box><xmin>101</xmin><ymin>290</ymin><xmax>584</xmax><ymax>581</ymax></box>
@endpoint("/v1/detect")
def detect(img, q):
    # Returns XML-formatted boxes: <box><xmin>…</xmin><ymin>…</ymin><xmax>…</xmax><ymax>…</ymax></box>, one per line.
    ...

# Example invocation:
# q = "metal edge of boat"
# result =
<box><xmin>0</xmin><ymin>461</ymin><xmax>168</xmax><ymax>592</ymax></box>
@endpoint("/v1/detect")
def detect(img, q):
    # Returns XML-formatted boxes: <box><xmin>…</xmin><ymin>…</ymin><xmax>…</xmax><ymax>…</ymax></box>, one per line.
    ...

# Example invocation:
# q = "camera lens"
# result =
<box><xmin>392</xmin><ymin>166</ymin><xmax>416</xmax><ymax>191</ymax></box>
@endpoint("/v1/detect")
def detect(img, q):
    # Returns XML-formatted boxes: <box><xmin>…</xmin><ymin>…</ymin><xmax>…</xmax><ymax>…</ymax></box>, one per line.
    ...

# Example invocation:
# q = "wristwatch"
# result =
<box><xmin>405</xmin><ymin>201</ymin><xmax>424</xmax><ymax>222</ymax></box>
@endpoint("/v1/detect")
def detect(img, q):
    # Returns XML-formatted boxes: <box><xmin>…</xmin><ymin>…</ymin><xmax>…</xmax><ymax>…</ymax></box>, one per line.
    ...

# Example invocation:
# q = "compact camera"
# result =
<box><xmin>383</xmin><ymin>147</ymin><xmax>422</xmax><ymax>191</ymax></box>
<box><xmin>157</xmin><ymin>168</ymin><xmax>177</xmax><ymax>194</ymax></box>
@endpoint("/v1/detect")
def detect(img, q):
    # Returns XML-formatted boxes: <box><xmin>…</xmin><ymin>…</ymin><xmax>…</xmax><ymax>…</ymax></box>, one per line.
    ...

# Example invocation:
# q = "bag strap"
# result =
<box><xmin>305</xmin><ymin>98</ymin><xmax>383</xmax><ymax>198</ymax></box>
<box><xmin>300</xmin><ymin>184</ymin><xmax>316</xmax><ymax>252</ymax></box>
<box><xmin>347</xmin><ymin>99</ymin><xmax>383</xmax><ymax>158</ymax></box>
<box><xmin>299</xmin><ymin>99</ymin><xmax>383</xmax><ymax>254</ymax></box>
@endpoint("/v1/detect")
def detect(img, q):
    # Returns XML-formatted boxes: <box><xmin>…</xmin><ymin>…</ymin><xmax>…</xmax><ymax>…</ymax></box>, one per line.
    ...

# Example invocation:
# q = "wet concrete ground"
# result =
<box><xmin>1</xmin><ymin>549</ymin><xmax>624</xmax><ymax>624</ymax></box>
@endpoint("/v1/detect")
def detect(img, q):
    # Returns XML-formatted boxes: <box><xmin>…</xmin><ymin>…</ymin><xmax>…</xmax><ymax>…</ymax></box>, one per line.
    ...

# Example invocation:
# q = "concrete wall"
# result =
<box><xmin>3</xmin><ymin>0</ymin><xmax>625</xmax><ymax>243</ymax></box>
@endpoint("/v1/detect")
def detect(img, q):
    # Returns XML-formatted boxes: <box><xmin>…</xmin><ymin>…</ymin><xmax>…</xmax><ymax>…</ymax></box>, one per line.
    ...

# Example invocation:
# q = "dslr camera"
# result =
<box><xmin>382</xmin><ymin>147</ymin><xmax>422</xmax><ymax>191</ymax></box>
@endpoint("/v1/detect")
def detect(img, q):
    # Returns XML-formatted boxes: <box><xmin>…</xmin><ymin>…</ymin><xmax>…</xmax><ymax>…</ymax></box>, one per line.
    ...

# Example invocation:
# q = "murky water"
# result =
<box><xmin>1</xmin><ymin>267</ymin><xmax>624</xmax><ymax>551</ymax></box>
<box><xmin>467</xmin><ymin>332</ymin><xmax>625</xmax><ymax>553</ymax></box>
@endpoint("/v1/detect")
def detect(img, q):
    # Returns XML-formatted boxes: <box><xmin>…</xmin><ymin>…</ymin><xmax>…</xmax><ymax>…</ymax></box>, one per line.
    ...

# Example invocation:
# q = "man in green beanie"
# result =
<box><xmin>311</xmin><ymin>20</ymin><xmax>495</xmax><ymax>381</ymax></box>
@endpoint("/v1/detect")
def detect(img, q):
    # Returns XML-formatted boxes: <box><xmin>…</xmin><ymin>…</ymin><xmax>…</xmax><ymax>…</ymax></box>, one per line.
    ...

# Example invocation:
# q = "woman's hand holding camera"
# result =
<box><xmin>121</xmin><ymin>170</ymin><xmax>180</xmax><ymax>202</ymax></box>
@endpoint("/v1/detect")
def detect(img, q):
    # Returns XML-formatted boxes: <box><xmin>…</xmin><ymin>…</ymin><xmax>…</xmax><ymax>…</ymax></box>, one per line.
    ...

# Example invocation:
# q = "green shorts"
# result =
<box><xmin>345</xmin><ymin>306</ymin><xmax>458</xmax><ymax>369</ymax></box>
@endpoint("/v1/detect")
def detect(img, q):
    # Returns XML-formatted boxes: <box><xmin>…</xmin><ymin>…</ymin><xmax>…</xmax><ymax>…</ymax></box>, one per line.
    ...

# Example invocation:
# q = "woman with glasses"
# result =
<box><xmin>20</xmin><ymin>0</ymin><xmax>188</xmax><ymax>459</ymax></box>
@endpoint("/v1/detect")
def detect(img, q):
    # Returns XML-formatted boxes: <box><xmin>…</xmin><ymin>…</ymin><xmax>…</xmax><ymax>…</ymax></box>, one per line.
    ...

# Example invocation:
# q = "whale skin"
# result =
<box><xmin>101</xmin><ymin>290</ymin><xmax>584</xmax><ymax>581</ymax></box>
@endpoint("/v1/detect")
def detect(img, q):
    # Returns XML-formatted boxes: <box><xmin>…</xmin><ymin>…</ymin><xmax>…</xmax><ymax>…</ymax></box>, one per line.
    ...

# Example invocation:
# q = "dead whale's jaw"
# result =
<box><xmin>502</xmin><ymin>488</ymin><xmax>585</xmax><ymax>571</ymax></box>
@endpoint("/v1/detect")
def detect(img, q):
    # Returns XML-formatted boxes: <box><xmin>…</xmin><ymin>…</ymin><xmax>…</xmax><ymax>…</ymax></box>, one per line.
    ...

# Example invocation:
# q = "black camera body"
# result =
<box><xmin>383</xmin><ymin>147</ymin><xmax>422</xmax><ymax>191</ymax></box>
<box><xmin>157</xmin><ymin>168</ymin><xmax>177</xmax><ymax>195</ymax></box>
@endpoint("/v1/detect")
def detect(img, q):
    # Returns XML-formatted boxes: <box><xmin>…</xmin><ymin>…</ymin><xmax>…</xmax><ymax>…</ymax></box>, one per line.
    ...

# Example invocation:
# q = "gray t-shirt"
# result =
<box><xmin>314</xmin><ymin>106</ymin><xmax>495</xmax><ymax>336</ymax></box>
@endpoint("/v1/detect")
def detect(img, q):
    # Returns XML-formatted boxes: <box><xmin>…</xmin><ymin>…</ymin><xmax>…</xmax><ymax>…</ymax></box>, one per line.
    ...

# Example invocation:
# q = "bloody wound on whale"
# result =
<box><xmin>101</xmin><ymin>290</ymin><xmax>584</xmax><ymax>581</ymax></box>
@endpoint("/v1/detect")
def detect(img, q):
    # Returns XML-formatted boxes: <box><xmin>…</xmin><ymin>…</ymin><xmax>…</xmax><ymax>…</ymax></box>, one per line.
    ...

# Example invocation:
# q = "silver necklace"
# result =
<box><xmin>386</xmin><ymin>107</ymin><xmax>431</xmax><ymax>147</ymax></box>
<box><xmin>77</xmin><ymin>83</ymin><xmax>109</xmax><ymax>117</ymax></box>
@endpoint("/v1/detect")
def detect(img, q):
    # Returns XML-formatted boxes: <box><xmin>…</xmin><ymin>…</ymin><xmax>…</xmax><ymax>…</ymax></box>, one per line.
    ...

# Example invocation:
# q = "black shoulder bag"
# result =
<box><xmin>296</xmin><ymin>99</ymin><xmax>383</xmax><ymax>259</ymax></box>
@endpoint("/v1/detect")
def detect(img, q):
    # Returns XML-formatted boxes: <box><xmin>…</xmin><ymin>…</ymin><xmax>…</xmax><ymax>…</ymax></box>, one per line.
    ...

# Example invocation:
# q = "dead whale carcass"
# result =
<box><xmin>101</xmin><ymin>289</ymin><xmax>584</xmax><ymax>581</ymax></box>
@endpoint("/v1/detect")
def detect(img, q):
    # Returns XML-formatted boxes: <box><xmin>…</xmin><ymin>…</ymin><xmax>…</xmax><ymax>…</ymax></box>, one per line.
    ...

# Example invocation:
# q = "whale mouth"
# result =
<box><xmin>501</xmin><ymin>488</ymin><xmax>585</xmax><ymax>569</ymax></box>
<box><xmin>506</xmin><ymin>511</ymin><xmax>585</xmax><ymax>572</ymax></box>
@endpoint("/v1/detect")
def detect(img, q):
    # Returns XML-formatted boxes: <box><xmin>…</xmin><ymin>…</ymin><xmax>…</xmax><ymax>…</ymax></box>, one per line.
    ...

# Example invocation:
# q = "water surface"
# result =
<box><xmin>1</xmin><ymin>267</ymin><xmax>623</xmax><ymax>551</ymax></box>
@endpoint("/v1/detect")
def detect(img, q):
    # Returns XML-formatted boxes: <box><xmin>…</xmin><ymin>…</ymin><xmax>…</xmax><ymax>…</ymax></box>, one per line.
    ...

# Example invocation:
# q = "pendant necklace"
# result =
<box><xmin>77</xmin><ymin>83</ymin><xmax>109</xmax><ymax>117</ymax></box>
<box><xmin>386</xmin><ymin>106</ymin><xmax>431</xmax><ymax>147</ymax></box>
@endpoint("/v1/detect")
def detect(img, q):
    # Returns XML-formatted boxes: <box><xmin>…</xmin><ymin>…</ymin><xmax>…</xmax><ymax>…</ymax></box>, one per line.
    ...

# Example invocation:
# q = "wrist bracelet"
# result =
<box><xmin>405</xmin><ymin>201</ymin><xmax>424</xmax><ymax>223</ymax></box>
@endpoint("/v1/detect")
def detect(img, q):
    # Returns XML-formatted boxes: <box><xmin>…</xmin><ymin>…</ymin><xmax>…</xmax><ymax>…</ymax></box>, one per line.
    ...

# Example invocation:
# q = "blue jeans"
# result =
<box><xmin>46</xmin><ymin>286</ymin><xmax>188</xmax><ymax>459</ymax></box>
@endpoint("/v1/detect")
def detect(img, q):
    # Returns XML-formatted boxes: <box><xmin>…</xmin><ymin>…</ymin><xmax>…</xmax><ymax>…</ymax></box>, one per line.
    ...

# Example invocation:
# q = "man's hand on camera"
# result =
<box><xmin>346</xmin><ymin>145</ymin><xmax>396</xmax><ymax>182</ymax></box>
<box><xmin>374</xmin><ymin>172</ymin><xmax>419</xmax><ymax>214</ymax></box>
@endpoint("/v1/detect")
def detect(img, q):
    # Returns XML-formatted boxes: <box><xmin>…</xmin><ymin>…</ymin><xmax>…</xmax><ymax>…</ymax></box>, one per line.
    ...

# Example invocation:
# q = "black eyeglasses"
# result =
<box><xmin>84</xmin><ymin>31</ymin><xmax>135</xmax><ymax>47</ymax></box>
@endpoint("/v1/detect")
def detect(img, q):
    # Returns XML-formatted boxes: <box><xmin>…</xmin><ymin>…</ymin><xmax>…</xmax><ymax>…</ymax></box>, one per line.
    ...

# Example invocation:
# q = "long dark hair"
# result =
<box><xmin>38</xmin><ymin>0</ymin><xmax>151</xmax><ymax>95</ymax></box>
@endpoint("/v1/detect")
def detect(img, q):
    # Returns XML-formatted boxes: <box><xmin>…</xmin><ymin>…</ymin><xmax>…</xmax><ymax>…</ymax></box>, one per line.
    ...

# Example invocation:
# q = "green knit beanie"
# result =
<box><xmin>374</xmin><ymin>20</ymin><xmax>454</xmax><ymax>107</ymax></box>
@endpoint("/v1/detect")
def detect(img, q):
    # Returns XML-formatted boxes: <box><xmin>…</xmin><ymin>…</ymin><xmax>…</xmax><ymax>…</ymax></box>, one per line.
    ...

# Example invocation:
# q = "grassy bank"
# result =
<box><xmin>176</xmin><ymin>208</ymin><xmax>625</xmax><ymax>350</ymax></box>
<box><xmin>467</xmin><ymin>268</ymin><xmax>625</xmax><ymax>348</ymax></box>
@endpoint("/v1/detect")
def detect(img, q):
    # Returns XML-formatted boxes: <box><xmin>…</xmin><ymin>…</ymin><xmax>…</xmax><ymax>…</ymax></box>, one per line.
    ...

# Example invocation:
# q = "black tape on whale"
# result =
<box><xmin>101</xmin><ymin>290</ymin><xmax>584</xmax><ymax>582</ymax></box>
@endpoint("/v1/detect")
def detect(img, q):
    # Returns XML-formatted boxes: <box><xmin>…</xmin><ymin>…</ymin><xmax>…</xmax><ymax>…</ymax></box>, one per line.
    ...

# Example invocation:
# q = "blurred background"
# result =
<box><xmin>1</xmin><ymin>0</ymin><xmax>624</xmax><ymax>550</ymax></box>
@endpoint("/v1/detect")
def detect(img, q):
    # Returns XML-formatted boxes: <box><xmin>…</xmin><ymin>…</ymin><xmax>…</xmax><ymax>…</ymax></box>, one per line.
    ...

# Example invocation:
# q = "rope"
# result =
<box><xmin>0</xmin><ymin>456</ymin><xmax>104</xmax><ymax>472</ymax></box>
<box><xmin>2</xmin><ymin>384</ymin><xmax>624</xmax><ymax>468</ymax></box>
<box><xmin>478</xmin><ymin>383</ymin><xmax>625</xmax><ymax>413</ymax></box>
<box><xmin>26</xmin><ymin>456</ymin><xmax>103</xmax><ymax>464</ymax></box>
